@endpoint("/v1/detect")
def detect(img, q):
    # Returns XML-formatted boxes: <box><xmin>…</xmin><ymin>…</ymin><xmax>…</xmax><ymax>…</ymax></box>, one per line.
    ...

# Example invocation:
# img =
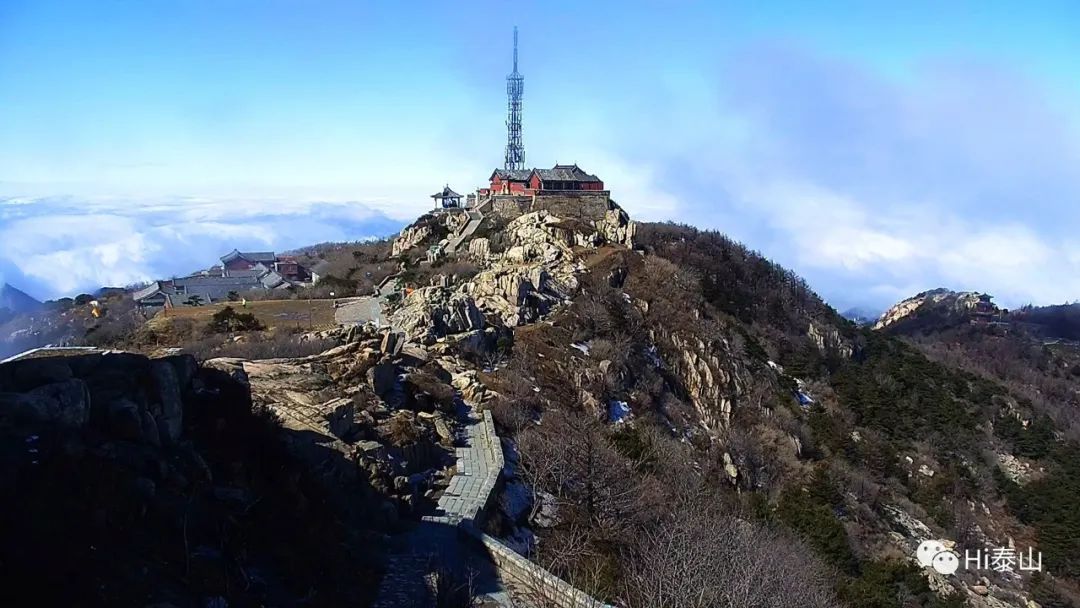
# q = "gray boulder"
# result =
<box><xmin>106</xmin><ymin>398</ymin><xmax>144</xmax><ymax>442</ymax></box>
<box><xmin>367</xmin><ymin>362</ymin><xmax>398</xmax><ymax>400</ymax></box>
<box><xmin>149</xmin><ymin>359</ymin><xmax>184</xmax><ymax>442</ymax></box>
<box><xmin>9</xmin><ymin>358</ymin><xmax>74</xmax><ymax>391</ymax></box>
<box><xmin>0</xmin><ymin>378</ymin><xmax>90</xmax><ymax>428</ymax></box>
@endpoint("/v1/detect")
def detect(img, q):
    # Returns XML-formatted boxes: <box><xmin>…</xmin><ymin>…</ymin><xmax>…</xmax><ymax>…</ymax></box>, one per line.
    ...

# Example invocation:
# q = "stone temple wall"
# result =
<box><xmin>529</xmin><ymin>193</ymin><xmax>612</xmax><ymax>223</ymax></box>
<box><xmin>488</xmin><ymin>193</ymin><xmax>615</xmax><ymax>224</ymax></box>
<box><xmin>490</xmin><ymin>196</ymin><xmax>533</xmax><ymax>220</ymax></box>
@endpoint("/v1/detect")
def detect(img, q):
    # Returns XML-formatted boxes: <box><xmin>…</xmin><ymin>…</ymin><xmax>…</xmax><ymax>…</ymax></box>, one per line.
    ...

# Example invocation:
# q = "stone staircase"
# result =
<box><xmin>445</xmin><ymin>196</ymin><xmax>492</xmax><ymax>253</ymax></box>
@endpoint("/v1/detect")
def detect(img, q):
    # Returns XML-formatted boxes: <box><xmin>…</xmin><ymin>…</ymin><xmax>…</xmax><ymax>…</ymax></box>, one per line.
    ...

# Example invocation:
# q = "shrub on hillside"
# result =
<box><xmin>310</xmin><ymin>275</ymin><xmax>360</xmax><ymax>297</ymax></box>
<box><xmin>774</xmin><ymin>472</ymin><xmax>858</xmax><ymax>573</ymax></box>
<box><xmin>623</xmin><ymin>502</ymin><xmax>838</xmax><ymax>608</ymax></box>
<box><xmin>207</xmin><ymin>306</ymin><xmax>265</xmax><ymax>333</ymax></box>
<box><xmin>387</xmin><ymin>416</ymin><xmax>421</xmax><ymax>446</ymax></box>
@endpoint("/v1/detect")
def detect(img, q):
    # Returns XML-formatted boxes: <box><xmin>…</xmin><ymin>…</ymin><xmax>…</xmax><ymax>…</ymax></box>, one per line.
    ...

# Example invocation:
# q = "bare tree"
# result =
<box><xmin>621</xmin><ymin>502</ymin><xmax>839</xmax><ymax>608</ymax></box>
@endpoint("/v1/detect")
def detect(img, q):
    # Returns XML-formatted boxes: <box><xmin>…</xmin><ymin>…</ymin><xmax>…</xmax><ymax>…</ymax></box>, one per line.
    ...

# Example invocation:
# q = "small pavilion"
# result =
<box><xmin>431</xmin><ymin>185</ymin><xmax>463</xmax><ymax>209</ymax></box>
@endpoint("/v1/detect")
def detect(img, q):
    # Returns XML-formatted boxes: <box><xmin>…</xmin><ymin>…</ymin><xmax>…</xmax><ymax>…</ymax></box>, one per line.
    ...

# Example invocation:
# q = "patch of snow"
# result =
<box><xmin>767</xmin><ymin>360</ymin><xmax>784</xmax><ymax>373</ymax></box>
<box><xmin>608</xmin><ymin>400</ymin><xmax>632</xmax><ymax>424</ymax></box>
<box><xmin>532</xmin><ymin>386</ymin><xmax>540</xmax><ymax>393</ymax></box>
<box><xmin>621</xmin><ymin>292</ymin><xmax>632</xmax><ymax>303</ymax></box>
<box><xmin>571</xmin><ymin>342</ymin><xmax>590</xmax><ymax>356</ymax></box>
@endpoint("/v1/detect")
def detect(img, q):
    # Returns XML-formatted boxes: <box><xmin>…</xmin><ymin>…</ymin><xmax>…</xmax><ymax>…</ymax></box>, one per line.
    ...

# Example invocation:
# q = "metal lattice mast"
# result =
<box><xmin>504</xmin><ymin>26</ymin><xmax>525</xmax><ymax>171</ymax></box>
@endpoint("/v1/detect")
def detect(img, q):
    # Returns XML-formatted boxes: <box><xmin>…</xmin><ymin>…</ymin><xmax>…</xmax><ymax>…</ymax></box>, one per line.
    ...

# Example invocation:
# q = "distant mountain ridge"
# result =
<box><xmin>841</xmin><ymin>306</ymin><xmax>882</xmax><ymax>326</ymax></box>
<box><xmin>0</xmin><ymin>283</ymin><xmax>42</xmax><ymax>314</ymax></box>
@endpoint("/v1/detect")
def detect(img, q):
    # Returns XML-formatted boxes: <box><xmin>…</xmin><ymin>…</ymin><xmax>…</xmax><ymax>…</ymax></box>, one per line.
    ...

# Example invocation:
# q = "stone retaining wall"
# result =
<box><xmin>529</xmin><ymin>193</ymin><xmax>612</xmax><ymax>223</ymax></box>
<box><xmin>490</xmin><ymin>196</ymin><xmax>533</xmax><ymax>219</ymax></box>
<box><xmin>488</xmin><ymin>193</ymin><xmax>614</xmax><ymax>224</ymax></box>
<box><xmin>466</xmin><ymin>529</ymin><xmax>612</xmax><ymax>608</ymax></box>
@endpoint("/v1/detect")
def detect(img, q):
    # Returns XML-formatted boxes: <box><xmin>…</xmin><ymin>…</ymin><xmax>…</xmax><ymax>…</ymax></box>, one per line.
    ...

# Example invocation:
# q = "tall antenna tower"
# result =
<box><xmin>504</xmin><ymin>26</ymin><xmax>525</xmax><ymax>171</ymax></box>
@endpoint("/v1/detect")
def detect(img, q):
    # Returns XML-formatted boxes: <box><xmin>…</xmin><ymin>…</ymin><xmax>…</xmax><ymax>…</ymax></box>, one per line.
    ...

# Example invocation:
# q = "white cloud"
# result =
<box><xmin>606</xmin><ymin>45</ymin><xmax>1080</xmax><ymax>310</ymax></box>
<box><xmin>0</xmin><ymin>196</ymin><xmax>403</xmax><ymax>299</ymax></box>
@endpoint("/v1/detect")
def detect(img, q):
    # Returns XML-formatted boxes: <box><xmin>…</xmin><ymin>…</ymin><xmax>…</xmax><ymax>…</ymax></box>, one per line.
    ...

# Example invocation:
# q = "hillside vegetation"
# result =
<box><xmin>470</xmin><ymin>219</ymin><xmax>1080</xmax><ymax>607</ymax></box>
<box><xmin>3</xmin><ymin>200</ymin><xmax>1079</xmax><ymax>608</ymax></box>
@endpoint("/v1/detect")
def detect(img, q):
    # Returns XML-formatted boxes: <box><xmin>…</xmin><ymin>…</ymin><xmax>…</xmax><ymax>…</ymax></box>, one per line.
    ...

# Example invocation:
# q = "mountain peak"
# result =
<box><xmin>0</xmin><ymin>283</ymin><xmax>42</xmax><ymax>314</ymax></box>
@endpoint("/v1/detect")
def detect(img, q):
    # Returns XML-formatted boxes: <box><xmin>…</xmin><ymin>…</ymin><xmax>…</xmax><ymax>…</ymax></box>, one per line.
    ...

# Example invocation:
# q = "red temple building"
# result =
<box><xmin>483</xmin><ymin>164</ymin><xmax>605</xmax><ymax>196</ymax></box>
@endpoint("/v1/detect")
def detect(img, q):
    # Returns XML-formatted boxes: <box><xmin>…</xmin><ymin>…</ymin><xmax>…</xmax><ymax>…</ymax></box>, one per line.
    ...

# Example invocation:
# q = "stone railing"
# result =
<box><xmin>374</xmin><ymin>272</ymin><xmax>401</xmax><ymax>296</ymax></box>
<box><xmin>467</xmin><ymin>530</ymin><xmax>613</xmax><ymax>608</ymax></box>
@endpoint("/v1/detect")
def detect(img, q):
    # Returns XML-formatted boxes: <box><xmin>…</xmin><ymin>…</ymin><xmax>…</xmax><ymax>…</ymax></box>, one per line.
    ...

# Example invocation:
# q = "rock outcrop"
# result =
<box><xmin>389</xmin><ymin>206</ymin><xmax>633</xmax><ymax>344</ymax></box>
<box><xmin>0</xmin><ymin>349</ymin><xmax>387</xmax><ymax>605</ymax></box>
<box><xmin>392</xmin><ymin>224</ymin><xmax>433</xmax><ymax>257</ymax></box>
<box><xmin>651</xmin><ymin>328</ymin><xmax>750</xmax><ymax>432</ymax></box>
<box><xmin>0</xmin><ymin>351</ymin><xmax>195</xmax><ymax>445</ymax></box>
<box><xmin>874</xmin><ymin>288</ymin><xmax>999</xmax><ymax>330</ymax></box>
<box><xmin>808</xmin><ymin>320</ymin><xmax>854</xmax><ymax>358</ymax></box>
<box><xmin>462</xmin><ymin>211</ymin><xmax>584</xmax><ymax>326</ymax></box>
<box><xmin>386</xmin><ymin>193</ymin><xmax>636</xmax><ymax>346</ymax></box>
<box><xmin>390</xmin><ymin>287</ymin><xmax>487</xmax><ymax>345</ymax></box>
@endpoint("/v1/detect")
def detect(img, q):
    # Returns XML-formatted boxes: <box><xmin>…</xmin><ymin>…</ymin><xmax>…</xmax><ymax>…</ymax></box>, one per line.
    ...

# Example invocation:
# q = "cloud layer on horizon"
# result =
<box><xmin>0</xmin><ymin>196</ymin><xmax>403</xmax><ymax>300</ymax></box>
<box><xmin>606</xmin><ymin>45</ymin><xmax>1080</xmax><ymax>311</ymax></box>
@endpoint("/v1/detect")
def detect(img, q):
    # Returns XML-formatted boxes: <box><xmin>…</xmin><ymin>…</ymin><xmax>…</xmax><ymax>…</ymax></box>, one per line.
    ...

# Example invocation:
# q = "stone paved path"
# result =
<box><xmin>334</xmin><ymin>296</ymin><xmax>383</xmax><ymax>326</ymax></box>
<box><xmin>424</xmin><ymin>410</ymin><xmax>503</xmax><ymax>526</ymax></box>
<box><xmin>335</xmin><ymin>277</ymin><xmax>401</xmax><ymax>327</ymax></box>
<box><xmin>372</xmin><ymin>409</ymin><xmax>511</xmax><ymax>607</ymax></box>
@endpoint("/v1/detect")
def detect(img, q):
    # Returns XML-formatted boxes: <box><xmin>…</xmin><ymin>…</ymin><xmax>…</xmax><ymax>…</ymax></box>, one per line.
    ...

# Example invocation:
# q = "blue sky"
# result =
<box><xmin>2</xmin><ymin>1</ymin><xmax>1080</xmax><ymax>310</ymax></box>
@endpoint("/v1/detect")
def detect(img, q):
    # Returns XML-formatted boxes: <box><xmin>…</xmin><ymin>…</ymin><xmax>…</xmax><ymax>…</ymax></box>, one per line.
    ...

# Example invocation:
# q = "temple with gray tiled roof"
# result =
<box><xmin>220</xmin><ymin>249</ymin><xmax>276</xmax><ymax>265</ymax></box>
<box><xmin>133</xmin><ymin>248</ymin><xmax>319</xmax><ymax>307</ymax></box>
<box><xmin>485</xmin><ymin>163</ymin><xmax>605</xmax><ymax>196</ymax></box>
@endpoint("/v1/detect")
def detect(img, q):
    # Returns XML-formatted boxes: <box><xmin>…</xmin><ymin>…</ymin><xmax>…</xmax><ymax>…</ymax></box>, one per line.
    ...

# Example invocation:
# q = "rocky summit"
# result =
<box><xmin>873</xmin><ymin>288</ymin><xmax>1002</xmax><ymax>331</ymax></box>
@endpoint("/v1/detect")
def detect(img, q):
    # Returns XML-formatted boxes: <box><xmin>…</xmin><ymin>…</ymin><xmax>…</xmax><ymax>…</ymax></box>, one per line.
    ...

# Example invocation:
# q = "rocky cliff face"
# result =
<box><xmin>0</xmin><ymin>349</ymin><xmax>384</xmax><ymax>605</ymax></box>
<box><xmin>808</xmin><ymin>320</ymin><xmax>855</xmax><ymax>358</ymax></box>
<box><xmin>391</xmin><ymin>224</ymin><xmax>431</xmax><ymax>257</ymax></box>
<box><xmin>0</xmin><ymin>351</ymin><xmax>192</xmax><ymax>444</ymax></box>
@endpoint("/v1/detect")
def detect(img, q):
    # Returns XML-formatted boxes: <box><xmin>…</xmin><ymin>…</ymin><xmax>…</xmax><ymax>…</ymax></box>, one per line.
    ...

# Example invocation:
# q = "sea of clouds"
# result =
<box><xmin>0</xmin><ymin>196</ymin><xmax>403</xmax><ymax>300</ymax></box>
